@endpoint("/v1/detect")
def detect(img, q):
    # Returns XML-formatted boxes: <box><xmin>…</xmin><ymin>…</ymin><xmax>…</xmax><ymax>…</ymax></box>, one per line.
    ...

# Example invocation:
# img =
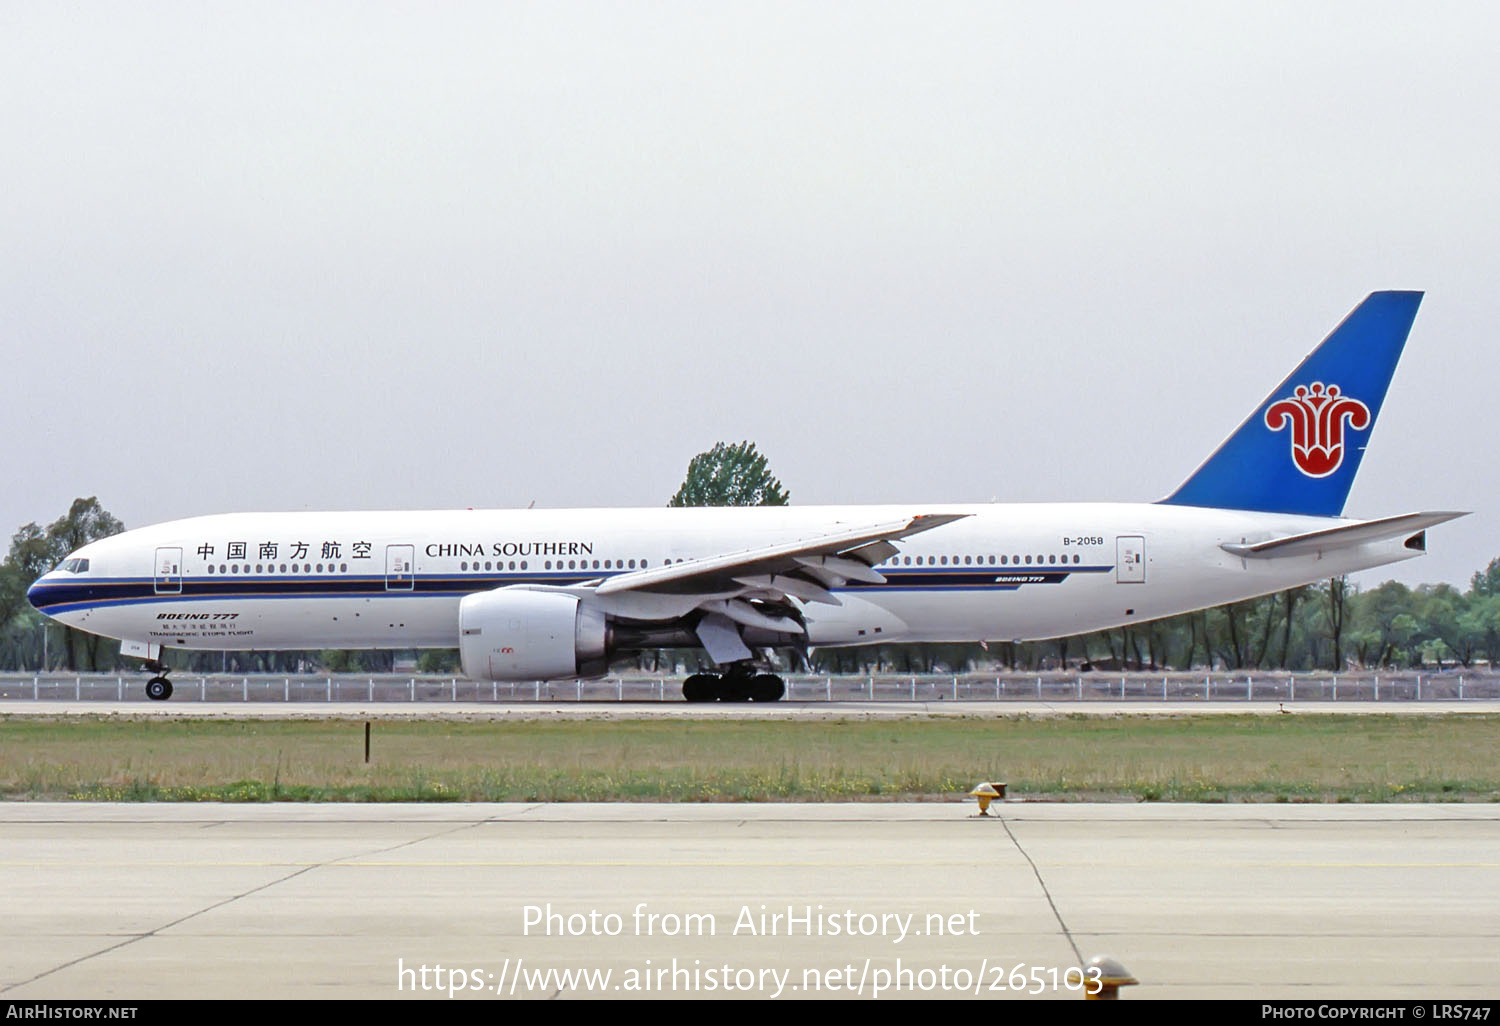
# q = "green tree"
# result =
<box><xmin>1418</xmin><ymin>584</ymin><xmax>1475</xmax><ymax>668</ymax></box>
<box><xmin>47</xmin><ymin>499</ymin><xmax>126</xmax><ymax>670</ymax></box>
<box><xmin>1471</xmin><ymin>558</ymin><xmax>1500</xmax><ymax>598</ymax></box>
<box><xmin>47</xmin><ymin>497</ymin><xmax>125</xmax><ymax>559</ymax></box>
<box><xmin>0</xmin><ymin>498</ymin><xmax>126</xmax><ymax>670</ymax></box>
<box><xmin>418</xmin><ymin>649</ymin><xmax>460</xmax><ymax>673</ymax></box>
<box><xmin>1361</xmin><ymin>581</ymin><xmax>1417</xmax><ymax>666</ymax></box>
<box><xmin>0</xmin><ymin>524</ymin><xmax>61</xmax><ymax>670</ymax></box>
<box><xmin>1465</xmin><ymin>594</ymin><xmax>1500</xmax><ymax>666</ymax></box>
<box><xmin>1320</xmin><ymin>576</ymin><xmax>1352</xmax><ymax>670</ymax></box>
<box><xmin>669</xmin><ymin>441</ymin><xmax>789</xmax><ymax>508</ymax></box>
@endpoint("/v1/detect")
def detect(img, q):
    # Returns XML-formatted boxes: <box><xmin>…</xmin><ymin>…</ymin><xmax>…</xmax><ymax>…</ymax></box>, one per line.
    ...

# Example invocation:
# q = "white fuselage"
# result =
<box><xmin>30</xmin><ymin>503</ymin><xmax>1421</xmax><ymax>659</ymax></box>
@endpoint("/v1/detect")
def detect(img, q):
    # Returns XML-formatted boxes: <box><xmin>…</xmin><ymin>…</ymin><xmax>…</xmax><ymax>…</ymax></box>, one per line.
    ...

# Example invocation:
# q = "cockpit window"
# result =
<box><xmin>57</xmin><ymin>558</ymin><xmax>90</xmax><ymax>574</ymax></box>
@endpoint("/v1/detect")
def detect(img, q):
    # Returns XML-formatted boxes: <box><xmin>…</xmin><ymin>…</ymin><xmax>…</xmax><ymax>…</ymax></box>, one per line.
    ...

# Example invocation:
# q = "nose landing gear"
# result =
<box><xmin>145</xmin><ymin>675</ymin><xmax>174</xmax><ymax>701</ymax></box>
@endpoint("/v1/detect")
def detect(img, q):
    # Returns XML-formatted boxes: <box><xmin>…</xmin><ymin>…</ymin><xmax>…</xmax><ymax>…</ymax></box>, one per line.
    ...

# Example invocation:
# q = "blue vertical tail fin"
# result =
<box><xmin>1160</xmin><ymin>291</ymin><xmax>1423</xmax><ymax>517</ymax></box>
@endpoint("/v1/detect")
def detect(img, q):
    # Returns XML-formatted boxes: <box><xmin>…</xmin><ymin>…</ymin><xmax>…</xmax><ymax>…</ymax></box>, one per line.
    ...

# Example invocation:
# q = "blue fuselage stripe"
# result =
<box><xmin>30</xmin><ymin>566</ymin><xmax>1115</xmax><ymax>614</ymax></box>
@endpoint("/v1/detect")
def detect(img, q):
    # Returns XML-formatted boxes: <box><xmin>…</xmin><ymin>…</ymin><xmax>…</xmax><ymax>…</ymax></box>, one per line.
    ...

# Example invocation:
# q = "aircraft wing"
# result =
<box><xmin>591</xmin><ymin>512</ymin><xmax>967</xmax><ymax>611</ymax></box>
<box><xmin>1219</xmin><ymin>511</ymin><xmax>1468</xmax><ymax>559</ymax></box>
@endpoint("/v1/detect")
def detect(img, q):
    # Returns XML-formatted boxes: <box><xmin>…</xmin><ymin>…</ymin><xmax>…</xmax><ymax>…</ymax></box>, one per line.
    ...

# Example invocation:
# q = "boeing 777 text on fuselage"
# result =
<box><xmin>28</xmin><ymin>292</ymin><xmax>1464</xmax><ymax>701</ymax></box>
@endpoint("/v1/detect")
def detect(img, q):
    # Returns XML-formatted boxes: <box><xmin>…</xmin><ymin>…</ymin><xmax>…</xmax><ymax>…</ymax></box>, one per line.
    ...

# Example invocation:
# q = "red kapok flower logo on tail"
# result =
<box><xmin>1264</xmin><ymin>382</ymin><xmax>1371</xmax><ymax>478</ymax></box>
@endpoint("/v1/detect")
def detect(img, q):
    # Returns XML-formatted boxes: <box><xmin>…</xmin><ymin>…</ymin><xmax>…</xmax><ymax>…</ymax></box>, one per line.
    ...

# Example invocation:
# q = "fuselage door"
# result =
<box><xmin>154</xmin><ymin>547</ymin><xmax>183</xmax><ymax>595</ymax></box>
<box><xmin>386</xmin><ymin>544</ymin><xmax>415</xmax><ymax>591</ymax></box>
<box><xmin>1116</xmin><ymin>536</ymin><xmax>1146</xmax><ymax>583</ymax></box>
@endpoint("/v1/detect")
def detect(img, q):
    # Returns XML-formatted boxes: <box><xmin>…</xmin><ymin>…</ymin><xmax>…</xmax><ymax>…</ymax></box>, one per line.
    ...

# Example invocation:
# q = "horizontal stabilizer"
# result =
<box><xmin>1220</xmin><ymin>511</ymin><xmax>1468</xmax><ymax>559</ymax></box>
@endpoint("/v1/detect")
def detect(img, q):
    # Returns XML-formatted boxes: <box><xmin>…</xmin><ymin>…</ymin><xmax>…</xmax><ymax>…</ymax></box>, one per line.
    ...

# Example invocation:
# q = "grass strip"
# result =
<box><xmin>2</xmin><ymin>713</ymin><xmax>1498</xmax><ymax>803</ymax></box>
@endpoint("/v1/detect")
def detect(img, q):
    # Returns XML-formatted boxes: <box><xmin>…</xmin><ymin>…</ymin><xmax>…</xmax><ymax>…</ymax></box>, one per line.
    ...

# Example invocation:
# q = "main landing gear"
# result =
<box><xmin>145</xmin><ymin>675</ymin><xmax>174</xmax><ymax>701</ymax></box>
<box><xmin>682</xmin><ymin>667</ymin><xmax>786</xmax><ymax>703</ymax></box>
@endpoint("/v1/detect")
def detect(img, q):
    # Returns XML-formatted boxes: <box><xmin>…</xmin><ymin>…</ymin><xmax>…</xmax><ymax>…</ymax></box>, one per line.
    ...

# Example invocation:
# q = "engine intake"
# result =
<box><xmin>459</xmin><ymin>587</ymin><xmax>609</xmax><ymax>681</ymax></box>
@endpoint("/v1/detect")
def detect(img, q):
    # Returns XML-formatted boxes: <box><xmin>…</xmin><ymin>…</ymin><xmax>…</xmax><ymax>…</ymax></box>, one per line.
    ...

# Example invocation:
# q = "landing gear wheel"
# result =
<box><xmin>749</xmin><ymin>674</ymin><xmax>786</xmax><ymax>702</ymax></box>
<box><xmin>145</xmin><ymin>676</ymin><xmax>173</xmax><ymax>701</ymax></box>
<box><xmin>721</xmin><ymin>676</ymin><xmax>755</xmax><ymax>703</ymax></box>
<box><xmin>682</xmin><ymin>674</ymin><xmax>718</xmax><ymax>703</ymax></box>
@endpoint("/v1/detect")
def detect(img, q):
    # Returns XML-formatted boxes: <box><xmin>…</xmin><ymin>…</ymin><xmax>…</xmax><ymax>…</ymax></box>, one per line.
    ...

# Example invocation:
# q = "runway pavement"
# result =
<box><xmin>2</xmin><ymin>801</ymin><xmax>1497</xmax><ymax>1000</ymax></box>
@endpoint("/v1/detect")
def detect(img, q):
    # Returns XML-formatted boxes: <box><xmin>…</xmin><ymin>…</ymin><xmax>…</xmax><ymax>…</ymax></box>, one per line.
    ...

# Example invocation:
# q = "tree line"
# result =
<box><xmin>807</xmin><ymin>572</ymin><xmax>1500</xmax><ymax>676</ymax></box>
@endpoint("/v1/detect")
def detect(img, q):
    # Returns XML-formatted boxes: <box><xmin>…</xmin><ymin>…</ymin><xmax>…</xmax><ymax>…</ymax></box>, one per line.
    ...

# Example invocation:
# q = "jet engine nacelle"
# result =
<box><xmin>458</xmin><ymin>587</ymin><xmax>609</xmax><ymax>681</ymax></box>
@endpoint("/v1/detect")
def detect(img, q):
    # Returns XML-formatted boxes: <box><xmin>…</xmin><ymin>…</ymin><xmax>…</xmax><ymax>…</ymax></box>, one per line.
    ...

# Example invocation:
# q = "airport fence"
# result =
<box><xmin>1</xmin><ymin>671</ymin><xmax>1498</xmax><ymax>703</ymax></box>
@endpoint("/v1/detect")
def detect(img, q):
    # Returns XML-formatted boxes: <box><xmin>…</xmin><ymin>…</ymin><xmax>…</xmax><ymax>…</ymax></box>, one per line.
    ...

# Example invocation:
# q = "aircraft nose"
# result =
<box><xmin>27</xmin><ymin>576</ymin><xmax>48</xmax><ymax>612</ymax></box>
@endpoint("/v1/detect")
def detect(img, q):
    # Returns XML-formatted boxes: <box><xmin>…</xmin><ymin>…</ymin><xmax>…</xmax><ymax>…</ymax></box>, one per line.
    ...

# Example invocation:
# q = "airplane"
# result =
<box><xmin>28</xmin><ymin>291</ymin><xmax>1464</xmax><ymax>702</ymax></box>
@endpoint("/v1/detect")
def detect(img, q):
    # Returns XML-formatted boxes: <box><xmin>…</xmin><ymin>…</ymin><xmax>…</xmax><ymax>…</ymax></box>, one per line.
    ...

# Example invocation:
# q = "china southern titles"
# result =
<box><xmin>424</xmin><ymin>540</ymin><xmax>596</xmax><ymax>558</ymax></box>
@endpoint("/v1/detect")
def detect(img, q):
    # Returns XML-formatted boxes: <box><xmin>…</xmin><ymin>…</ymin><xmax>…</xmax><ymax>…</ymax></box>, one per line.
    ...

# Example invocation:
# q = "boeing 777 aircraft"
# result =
<box><xmin>29</xmin><ymin>291</ymin><xmax>1463</xmax><ymax>701</ymax></box>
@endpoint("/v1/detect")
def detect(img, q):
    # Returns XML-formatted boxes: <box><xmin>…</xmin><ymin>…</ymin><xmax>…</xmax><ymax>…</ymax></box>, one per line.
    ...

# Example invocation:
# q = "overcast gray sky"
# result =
<box><xmin>3</xmin><ymin>2</ymin><xmax>1496</xmax><ymax>589</ymax></box>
